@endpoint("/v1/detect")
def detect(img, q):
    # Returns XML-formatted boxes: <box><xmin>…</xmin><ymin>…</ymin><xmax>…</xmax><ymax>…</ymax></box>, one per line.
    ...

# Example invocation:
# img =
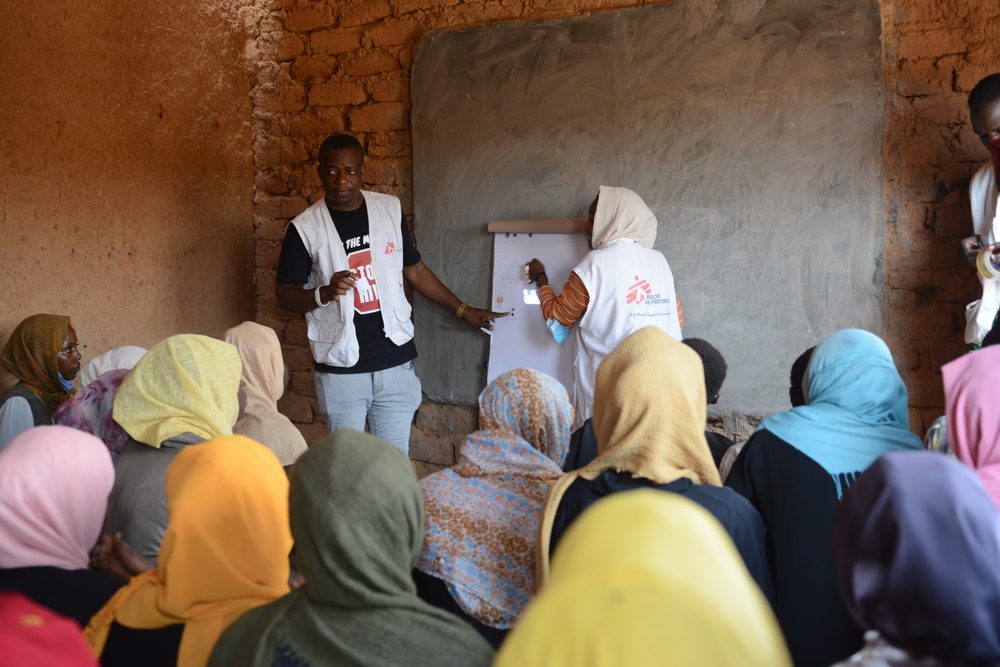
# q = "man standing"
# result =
<box><xmin>963</xmin><ymin>73</ymin><xmax>1000</xmax><ymax>346</ymax></box>
<box><xmin>276</xmin><ymin>133</ymin><xmax>506</xmax><ymax>455</ymax></box>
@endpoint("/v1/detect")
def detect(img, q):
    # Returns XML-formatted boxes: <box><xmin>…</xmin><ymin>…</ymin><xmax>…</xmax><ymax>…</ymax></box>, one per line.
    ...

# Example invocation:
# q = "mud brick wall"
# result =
<box><xmin>247</xmin><ymin>0</ymin><xmax>1000</xmax><ymax>471</ymax></box>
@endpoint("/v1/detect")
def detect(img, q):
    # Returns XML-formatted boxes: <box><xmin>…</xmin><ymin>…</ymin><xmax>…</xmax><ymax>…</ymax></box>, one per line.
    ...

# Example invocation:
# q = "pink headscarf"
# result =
<box><xmin>943</xmin><ymin>347</ymin><xmax>1000</xmax><ymax>507</ymax></box>
<box><xmin>0</xmin><ymin>426</ymin><xmax>114</xmax><ymax>570</ymax></box>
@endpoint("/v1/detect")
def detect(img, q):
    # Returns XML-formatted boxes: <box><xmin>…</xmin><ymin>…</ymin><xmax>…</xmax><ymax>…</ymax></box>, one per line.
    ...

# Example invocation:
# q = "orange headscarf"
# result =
<box><xmin>2</xmin><ymin>314</ymin><xmax>74</xmax><ymax>410</ymax></box>
<box><xmin>84</xmin><ymin>435</ymin><xmax>292</xmax><ymax>667</ymax></box>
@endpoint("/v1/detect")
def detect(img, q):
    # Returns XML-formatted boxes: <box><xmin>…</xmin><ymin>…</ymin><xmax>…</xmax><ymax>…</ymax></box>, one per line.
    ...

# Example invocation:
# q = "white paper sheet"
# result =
<box><xmin>487</xmin><ymin>232</ymin><xmax>590</xmax><ymax>392</ymax></box>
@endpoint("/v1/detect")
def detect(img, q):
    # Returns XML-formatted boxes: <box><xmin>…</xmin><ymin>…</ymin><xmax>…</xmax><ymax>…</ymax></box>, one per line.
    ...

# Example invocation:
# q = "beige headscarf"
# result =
<box><xmin>224</xmin><ymin>322</ymin><xmax>307</xmax><ymax>466</ymax></box>
<box><xmin>591</xmin><ymin>186</ymin><xmax>658</xmax><ymax>250</ymax></box>
<box><xmin>537</xmin><ymin>326</ymin><xmax>721</xmax><ymax>582</ymax></box>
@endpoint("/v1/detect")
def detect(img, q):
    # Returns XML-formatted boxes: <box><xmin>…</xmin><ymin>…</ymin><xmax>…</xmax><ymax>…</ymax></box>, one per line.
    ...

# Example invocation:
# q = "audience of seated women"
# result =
<box><xmin>208</xmin><ymin>430</ymin><xmax>495</xmax><ymax>667</ymax></box>
<box><xmin>105</xmin><ymin>334</ymin><xmax>242</xmax><ymax>561</ymax></box>
<box><xmin>0</xmin><ymin>314</ymin><xmax>81</xmax><ymax>448</ymax></box>
<box><xmin>85</xmin><ymin>435</ymin><xmax>292</xmax><ymax>667</ymax></box>
<box><xmin>833</xmin><ymin>451</ymin><xmax>1000</xmax><ymax>666</ymax></box>
<box><xmin>8</xmin><ymin>311</ymin><xmax>1000</xmax><ymax>667</ymax></box>
<box><xmin>0</xmin><ymin>426</ymin><xmax>124</xmax><ymax>627</ymax></box>
<box><xmin>726</xmin><ymin>329</ymin><xmax>922</xmax><ymax>667</ymax></box>
<box><xmin>495</xmin><ymin>490</ymin><xmax>791</xmax><ymax>667</ymax></box>
<box><xmin>414</xmin><ymin>368</ymin><xmax>574</xmax><ymax>648</ymax></box>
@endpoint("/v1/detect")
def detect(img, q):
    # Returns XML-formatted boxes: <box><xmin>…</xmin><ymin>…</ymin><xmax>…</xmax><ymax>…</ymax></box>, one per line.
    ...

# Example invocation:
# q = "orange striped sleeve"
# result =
<box><xmin>677</xmin><ymin>294</ymin><xmax>684</xmax><ymax>330</ymax></box>
<box><xmin>539</xmin><ymin>272</ymin><xmax>590</xmax><ymax>328</ymax></box>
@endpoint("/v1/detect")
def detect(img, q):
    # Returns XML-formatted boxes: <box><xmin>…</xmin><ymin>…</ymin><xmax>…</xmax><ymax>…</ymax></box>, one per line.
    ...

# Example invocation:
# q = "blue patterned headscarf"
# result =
<box><xmin>761</xmin><ymin>329</ymin><xmax>922</xmax><ymax>497</ymax></box>
<box><xmin>417</xmin><ymin>369</ymin><xmax>574</xmax><ymax>629</ymax></box>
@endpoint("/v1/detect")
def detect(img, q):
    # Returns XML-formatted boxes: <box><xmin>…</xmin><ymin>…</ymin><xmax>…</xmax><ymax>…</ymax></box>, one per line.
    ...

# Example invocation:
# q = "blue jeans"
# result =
<box><xmin>313</xmin><ymin>360</ymin><xmax>422</xmax><ymax>456</ymax></box>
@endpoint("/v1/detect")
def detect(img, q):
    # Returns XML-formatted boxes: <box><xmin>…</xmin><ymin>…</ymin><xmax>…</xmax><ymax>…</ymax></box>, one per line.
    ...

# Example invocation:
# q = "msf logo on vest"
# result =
<box><xmin>626</xmin><ymin>276</ymin><xmax>653</xmax><ymax>305</ymax></box>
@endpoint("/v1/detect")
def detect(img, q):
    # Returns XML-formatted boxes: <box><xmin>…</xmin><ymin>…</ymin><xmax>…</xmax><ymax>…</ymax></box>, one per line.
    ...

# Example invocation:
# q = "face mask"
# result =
<box><xmin>57</xmin><ymin>372</ymin><xmax>74</xmax><ymax>392</ymax></box>
<box><xmin>990</xmin><ymin>137</ymin><xmax>1000</xmax><ymax>191</ymax></box>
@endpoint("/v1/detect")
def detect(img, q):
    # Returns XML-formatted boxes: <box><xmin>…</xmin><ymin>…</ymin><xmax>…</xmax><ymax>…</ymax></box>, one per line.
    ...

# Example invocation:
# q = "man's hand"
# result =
<box><xmin>327</xmin><ymin>270</ymin><xmax>357</xmax><ymax>299</ymax></box>
<box><xmin>462</xmin><ymin>307</ymin><xmax>511</xmax><ymax>331</ymax></box>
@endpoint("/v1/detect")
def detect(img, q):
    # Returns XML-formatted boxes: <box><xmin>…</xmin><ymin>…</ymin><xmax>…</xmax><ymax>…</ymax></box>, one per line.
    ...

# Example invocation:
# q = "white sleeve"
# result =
<box><xmin>0</xmin><ymin>397</ymin><xmax>36</xmax><ymax>450</ymax></box>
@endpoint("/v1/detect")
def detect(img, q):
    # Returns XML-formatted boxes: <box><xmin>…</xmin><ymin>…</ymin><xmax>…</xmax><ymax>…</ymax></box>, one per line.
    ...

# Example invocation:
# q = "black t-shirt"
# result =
<box><xmin>277</xmin><ymin>199</ymin><xmax>421</xmax><ymax>374</ymax></box>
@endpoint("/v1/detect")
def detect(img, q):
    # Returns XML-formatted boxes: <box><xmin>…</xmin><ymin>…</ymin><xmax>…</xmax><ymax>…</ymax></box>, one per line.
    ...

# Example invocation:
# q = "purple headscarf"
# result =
<box><xmin>834</xmin><ymin>451</ymin><xmax>1000</xmax><ymax>665</ymax></box>
<box><xmin>53</xmin><ymin>369</ymin><xmax>131</xmax><ymax>461</ymax></box>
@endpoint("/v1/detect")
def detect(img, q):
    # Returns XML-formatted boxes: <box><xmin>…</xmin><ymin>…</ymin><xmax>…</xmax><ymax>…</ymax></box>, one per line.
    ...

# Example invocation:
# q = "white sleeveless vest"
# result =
<box><xmin>966</xmin><ymin>162</ymin><xmax>1000</xmax><ymax>344</ymax></box>
<box><xmin>290</xmin><ymin>191</ymin><xmax>413</xmax><ymax>367</ymax></box>
<box><xmin>572</xmin><ymin>239</ymin><xmax>682</xmax><ymax>426</ymax></box>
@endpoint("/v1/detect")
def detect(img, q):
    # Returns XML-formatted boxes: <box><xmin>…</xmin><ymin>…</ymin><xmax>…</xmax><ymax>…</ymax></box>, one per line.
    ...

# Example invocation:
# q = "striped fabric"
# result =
<box><xmin>540</xmin><ymin>273</ymin><xmax>684</xmax><ymax>330</ymax></box>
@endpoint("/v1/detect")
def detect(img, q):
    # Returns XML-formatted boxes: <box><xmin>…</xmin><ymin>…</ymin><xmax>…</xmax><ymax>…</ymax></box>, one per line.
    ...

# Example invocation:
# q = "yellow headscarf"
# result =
<box><xmin>537</xmin><ymin>327</ymin><xmax>721</xmax><ymax>581</ymax></box>
<box><xmin>112</xmin><ymin>334</ymin><xmax>241</xmax><ymax>447</ymax></box>
<box><xmin>497</xmin><ymin>491</ymin><xmax>791</xmax><ymax>667</ymax></box>
<box><xmin>585</xmin><ymin>326</ymin><xmax>720</xmax><ymax>485</ymax></box>
<box><xmin>84</xmin><ymin>435</ymin><xmax>292</xmax><ymax>667</ymax></box>
<box><xmin>1</xmin><ymin>314</ymin><xmax>74</xmax><ymax>410</ymax></box>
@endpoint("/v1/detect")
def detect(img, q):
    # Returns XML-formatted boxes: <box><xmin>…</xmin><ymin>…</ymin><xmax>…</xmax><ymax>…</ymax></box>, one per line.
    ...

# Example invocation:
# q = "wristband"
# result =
<box><xmin>315</xmin><ymin>285</ymin><xmax>331</xmax><ymax>308</ymax></box>
<box><xmin>456</xmin><ymin>303</ymin><xmax>470</xmax><ymax>319</ymax></box>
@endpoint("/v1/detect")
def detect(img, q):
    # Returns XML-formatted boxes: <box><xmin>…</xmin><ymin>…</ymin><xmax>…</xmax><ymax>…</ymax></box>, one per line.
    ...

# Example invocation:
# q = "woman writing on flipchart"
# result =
<box><xmin>526</xmin><ymin>186</ymin><xmax>683</xmax><ymax>429</ymax></box>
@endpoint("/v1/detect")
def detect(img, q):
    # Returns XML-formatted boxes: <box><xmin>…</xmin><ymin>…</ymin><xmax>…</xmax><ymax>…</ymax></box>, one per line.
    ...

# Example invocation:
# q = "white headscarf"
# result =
<box><xmin>591</xmin><ymin>186</ymin><xmax>658</xmax><ymax>250</ymax></box>
<box><xmin>79</xmin><ymin>346</ymin><xmax>147</xmax><ymax>387</ymax></box>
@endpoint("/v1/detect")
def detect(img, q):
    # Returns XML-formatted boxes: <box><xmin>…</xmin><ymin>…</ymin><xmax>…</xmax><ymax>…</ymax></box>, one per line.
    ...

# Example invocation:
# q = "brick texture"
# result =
<box><xmin>248</xmin><ymin>0</ymin><xmax>1000</xmax><ymax>461</ymax></box>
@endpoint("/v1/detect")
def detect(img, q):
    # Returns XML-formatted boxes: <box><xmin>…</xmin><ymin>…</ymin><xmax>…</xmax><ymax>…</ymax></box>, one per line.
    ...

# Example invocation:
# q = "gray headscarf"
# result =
<box><xmin>208</xmin><ymin>429</ymin><xmax>494</xmax><ymax>667</ymax></box>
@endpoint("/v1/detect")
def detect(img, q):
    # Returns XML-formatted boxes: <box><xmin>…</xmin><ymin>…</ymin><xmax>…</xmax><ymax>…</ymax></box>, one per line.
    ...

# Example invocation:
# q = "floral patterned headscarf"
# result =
<box><xmin>417</xmin><ymin>369</ymin><xmax>574</xmax><ymax>629</ymax></box>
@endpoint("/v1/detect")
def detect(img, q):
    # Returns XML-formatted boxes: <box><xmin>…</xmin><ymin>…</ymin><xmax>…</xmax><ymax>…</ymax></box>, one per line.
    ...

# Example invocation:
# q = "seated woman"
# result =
<box><xmin>495</xmin><ymin>491</ymin><xmax>791</xmax><ymax>667</ymax></box>
<box><xmin>942</xmin><ymin>345</ymin><xmax>1000</xmax><ymax>506</ymax></box>
<box><xmin>0</xmin><ymin>314</ymin><xmax>81</xmax><ymax>449</ymax></box>
<box><xmin>719</xmin><ymin>344</ymin><xmax>814</xmax><ymax>482</ymax></box>
<box><xmin>84</xmin><ymin>435</ymin><xmax>292</xmax><ymax>667</ymax></box>
<box><xmin>208</xmin><ymin>430</ymin><xmax>495</xmax><ymax>667</ymax></box>
<box><xmin>54</xmin><ymin>369</ymin><xmax>133</xmax><ymax>462</ymax></box>
<box><xmin>0</xmin><ymin>426</ymin><xmax>125</xmax><ymax>627</ymax></box>
<box><xmin>78</xmin><ymin>346</ymin><xmax>146</xmax><ymax>388</ymax></box>
<box><xmin>223</xmin><ymin>322</ymin><xmax>307</xmax><ymax>466</ymax></box>
<box><xmin>414</xmin><ymin>368</ymin><xmax>574</xmax><ymax>648</ymax></box>
<box><xmin>106</xmin><ymin>334</ymin><xmax>242</xmax><ymax>561</ymax></box>
<box><xmin>833</xmin><ymin>451</ymin><xmax>1000</xmax><ymax>666</ymax></box>
<box><xmin>538</xmin><ymin>327</ymin><xmax>773</xmax><ymax>601</ymax></box>
<box><xmin>726</xmin><ymin>329</ymin><xmax>922</xmax><ymax>667</ymax></box>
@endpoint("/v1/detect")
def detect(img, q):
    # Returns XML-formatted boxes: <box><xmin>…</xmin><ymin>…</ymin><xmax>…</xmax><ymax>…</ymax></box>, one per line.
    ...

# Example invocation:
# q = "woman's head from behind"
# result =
<box><xmin>157</xmin><ymin>435</ymin><xmax>291</xmax><ymax>606</ymax></box>
<box><xmin>804</xmin><ymin>329</ymin><xmax>908</xmax><ymax>425</ymax></box>
<box><xmin>588</xmin><ymin>326</ymin><xmax>718</xmax><ymax>485</ymax></box>
<box><xmin>478</xmin><ymin>369</ymin><xmax>573</xmax><ymax>467</ymax></box>
<box><xmin>943</xmin><ymin>345</ymin><xmax>1000</xmax><ymax>507</ymax></box>
<box><xmin>290</xmin><ymin>430</ymin><xmax>422</xmax><ymax>606</ymax></box>
<box><xmin>494</xmin><ymin>491</ymin><xmax>791</xmax><ymax>667</ymax></box>
<box><xmin>0</xmin><ymin>426</ymin><xmax>113</xmax><ymax>570</ymax></box>
<box><xmin>112</xmin><ymin>334</ymin><xmax>241</xmax><ymax>447</ymax></box>
<box><xmin>835</xmin><ymin>451</ymin><xmax>1000</xmax><ymax>664</ymax></box>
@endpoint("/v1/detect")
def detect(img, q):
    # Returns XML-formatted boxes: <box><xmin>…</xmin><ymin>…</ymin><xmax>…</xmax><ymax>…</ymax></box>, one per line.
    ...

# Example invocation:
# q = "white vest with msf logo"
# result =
<box><xmin>291</xmin><ymin>191</ymin><xmax>413</xmax><ymax>367</ymax></box>
<box><xmin>572</xmin><ymin>238</ymin><xmax>682</xmax><ymax>426</ymax></box>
